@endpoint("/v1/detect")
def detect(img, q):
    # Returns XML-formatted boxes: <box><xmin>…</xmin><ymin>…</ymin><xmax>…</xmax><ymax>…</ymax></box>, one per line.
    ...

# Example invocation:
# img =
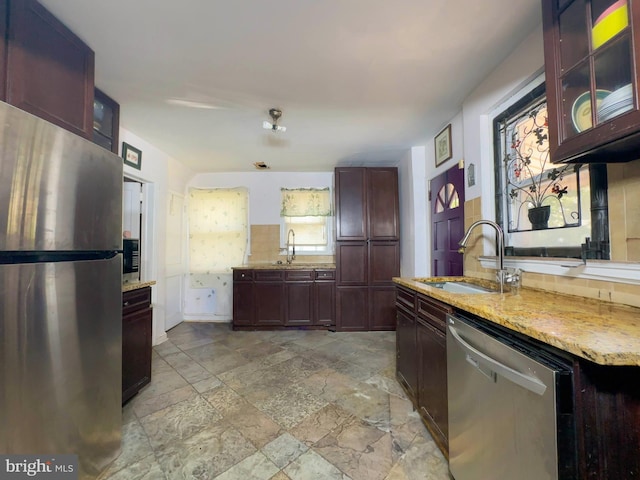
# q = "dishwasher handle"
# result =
<box><xmin>448</xmin><ymin>323</ymin><xmax>547</xmax><ymax>396</ymax></box>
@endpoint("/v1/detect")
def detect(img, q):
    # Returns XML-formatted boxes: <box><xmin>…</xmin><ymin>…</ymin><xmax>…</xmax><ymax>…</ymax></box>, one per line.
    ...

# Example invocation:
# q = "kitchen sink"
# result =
<box><xmin>271</xmin><ymin>262</ymin><xmax>332</xmax><ymax>267</ymax></box>
<box><xmin>420</xmin><ymin>281</ymin><xmax>496</xmax><ymax>294</ymax></box>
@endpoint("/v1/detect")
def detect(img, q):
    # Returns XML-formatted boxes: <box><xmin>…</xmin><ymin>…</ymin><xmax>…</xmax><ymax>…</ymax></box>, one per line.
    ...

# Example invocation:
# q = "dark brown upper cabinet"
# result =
<box><xmin>1</xmin><ymin>0</ymin><xmax>95</xmax><ymax>139</ymax></box>
<box><xmin>335</xmin><ymin>167</ymin><xmax>400</xmax><ymax>241</ymax></box>
<box><xmin>93</xmin><ymin>88</ymin><xmax>120</xmax><ymax>154</ymax></box>
<box><xmin>543</xmin><ymin>0</ymin><xmax>640</xmax><ymax>163</ymax></box>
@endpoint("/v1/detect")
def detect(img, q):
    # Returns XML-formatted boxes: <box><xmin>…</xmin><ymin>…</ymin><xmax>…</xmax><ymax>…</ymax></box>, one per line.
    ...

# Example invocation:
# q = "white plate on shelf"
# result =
<box><xmin>598</xmin><ymin>83</ymin><xmax>633</xmax><ymax>121</ymax></box>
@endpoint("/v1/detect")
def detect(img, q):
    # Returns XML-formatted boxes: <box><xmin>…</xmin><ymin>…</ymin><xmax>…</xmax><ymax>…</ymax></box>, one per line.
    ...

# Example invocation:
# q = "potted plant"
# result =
<box><xmin>504</xmin><ymin>108</ymin><xmax>571</xmax><ymax>230</ymax></box>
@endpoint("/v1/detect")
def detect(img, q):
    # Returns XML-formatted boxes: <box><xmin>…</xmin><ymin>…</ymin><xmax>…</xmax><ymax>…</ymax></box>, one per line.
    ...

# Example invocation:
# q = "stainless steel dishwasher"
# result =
<box><xmin>446</xmin><ymin>313</ymin><xmax>577</xmax><ymax>480</ymax></box>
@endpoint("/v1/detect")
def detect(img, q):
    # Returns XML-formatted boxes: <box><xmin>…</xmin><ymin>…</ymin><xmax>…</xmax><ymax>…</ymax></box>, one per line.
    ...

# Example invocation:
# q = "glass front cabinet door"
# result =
<box><xmin>543</xmin><ymin>0</ymin><xmax>640</xmax><ymax>163</ymax></box>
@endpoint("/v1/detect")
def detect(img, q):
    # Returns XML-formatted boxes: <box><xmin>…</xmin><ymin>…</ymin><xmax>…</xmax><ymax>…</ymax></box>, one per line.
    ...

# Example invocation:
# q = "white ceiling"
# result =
<box><xmin>39</xmin><ymin>0</ymin><xmax>541</xmax><ymax>173</ymax></box>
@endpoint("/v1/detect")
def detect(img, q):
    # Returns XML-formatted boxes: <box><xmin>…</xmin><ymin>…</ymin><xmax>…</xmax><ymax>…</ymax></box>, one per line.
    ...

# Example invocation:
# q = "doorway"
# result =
<box><xmin>123</xmin><ymin>178</ymin><xmax>143</xmax><ymax>283</ymax></box>
<box><xmin>430</xmin><ymin>164</ymin><xmax>465</xmax><ymax>276</ymax></box>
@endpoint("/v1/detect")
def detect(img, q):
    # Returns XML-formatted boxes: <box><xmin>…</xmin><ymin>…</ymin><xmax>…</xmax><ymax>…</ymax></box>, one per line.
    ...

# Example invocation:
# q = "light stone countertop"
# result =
<box><xmin>233</xmin><ymin>263</ymin><xmax>336</xmax><ymax>270</ymax></box>
<box><xmin>122</xmin><ymin>280</ymin><xmax>157</xmax><ymax>292</ymax></box>
<box><xmin>394</xmin><ymin>276</ymin><xmax>640</xmax><ymax>367</ymax></box>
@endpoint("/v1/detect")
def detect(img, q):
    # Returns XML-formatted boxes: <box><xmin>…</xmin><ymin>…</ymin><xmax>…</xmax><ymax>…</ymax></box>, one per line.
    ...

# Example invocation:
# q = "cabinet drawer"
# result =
<box><xmin>233</xmin><ymin>269</ymin><xmax>253</xmax><ymax>281</ymax></box>
<box><xmin>285</xmin><ymin>270</ymin><xmax>314</xmax><ymax>281</ymax></box>
<box><xmin>315</xmin><ymin>269</ymin><xmax>335</xmax><ymax>280</ymax></box>
<box><xmin>396</xmin><ymin>286</ymin><xmax>416</xmax><ymax>312</ymax></box>
<box><xmin>417</xmin><ymin>294</ymin><xmax>453</xmax><ymax>331</ymax></box>
<box><xmin>122</xmin><ymin>286</ymin><xmax>151</xmax><ymax>315</ymax></box>
<box><xmin>254</xmin><ymin>270</ymin><xmax>284</xmax><ymax>281</ymax></box>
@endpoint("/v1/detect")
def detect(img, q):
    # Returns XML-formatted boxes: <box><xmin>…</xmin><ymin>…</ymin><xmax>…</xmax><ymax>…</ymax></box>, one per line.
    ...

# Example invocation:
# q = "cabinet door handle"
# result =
<box><xmin>123</xmin><ymin>301</ymin><xmax>130</xmax><ymax>306</ymax></box>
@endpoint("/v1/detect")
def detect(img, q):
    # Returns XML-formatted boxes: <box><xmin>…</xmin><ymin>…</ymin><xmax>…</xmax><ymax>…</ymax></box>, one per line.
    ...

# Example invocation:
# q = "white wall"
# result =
<box><xmin>412</xmin><ymin>24</ymin><xmax>544</xmax><ymax>267</ymax></box>
<box><xmin>462</xmin><ymin>25</ymin><xmax>544</xmax><ymax>215</ymax></box>
<box><xmin>120</xmin><ymin>128</ymin><xmax>193</xmax><ymax>345</ymax></box>
<box><xmin>189</xmin><ymin>171</ymin><xmax>334</xmax><ymax>224</ymax></box>
<box><xmin>399</xmin><ymin>147</ymin><xmax>428</xmax><ymax>278</ymax></box>
<box><xmin>419</xmin><ymin>112</ymin><xmax>465</xmax><ymax>274</ymax></box>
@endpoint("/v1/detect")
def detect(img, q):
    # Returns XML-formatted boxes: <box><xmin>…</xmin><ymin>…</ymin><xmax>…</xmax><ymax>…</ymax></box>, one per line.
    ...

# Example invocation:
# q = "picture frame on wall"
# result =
<box><xmin>434</xmin><ymin>124</ymin><xmax>452</xmax><ymax>166</ymax></box>
<box><xmin>122</xmin><ymin>142</ymin><xmax>142</xmax><ymax>170</ymax></box>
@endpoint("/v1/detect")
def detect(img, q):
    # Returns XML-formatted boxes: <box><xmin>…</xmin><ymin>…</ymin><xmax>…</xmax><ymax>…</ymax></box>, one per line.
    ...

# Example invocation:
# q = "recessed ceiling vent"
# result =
<box><xmin>253</xmin><ymin>162</ymin><xmax>271</xmax><ymax>170</ymax></box>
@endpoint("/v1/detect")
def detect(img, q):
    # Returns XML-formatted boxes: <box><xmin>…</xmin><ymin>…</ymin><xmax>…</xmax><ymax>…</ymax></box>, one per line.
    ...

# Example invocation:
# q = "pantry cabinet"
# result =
<box><xmin>0</xmin><ymin>0</ymin><xmax>95</xmax><ymax>139</ymax></box>
<box><xmin>542</xmin><ymin>0</ymin><xmax>640</xmax><ymax>163</ymax></box>
<box><xmin>335</xmin><ymin>167</ymin><xmax>400</xmax><ymax>331</ymax></box>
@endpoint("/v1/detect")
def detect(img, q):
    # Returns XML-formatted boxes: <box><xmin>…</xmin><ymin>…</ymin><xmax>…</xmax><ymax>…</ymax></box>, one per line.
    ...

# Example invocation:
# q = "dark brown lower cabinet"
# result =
<box><xmin>232</xmin><ymin>281</ymin><xmax>253</xmax><ymax>326</ymax></box>
<box><xmin>370</xmin><ymin>287</ymin><xmax>397</xmax><ymax>330</ymax></box>
<box><xmin>315</xmin><ymin>272</ymin><xmax>336</xmax><ymax>327</ymax></box>
<box><xmin>336</xmin><ymin>241</ymin><xmax>398</xmax><ymax>331</ymax></box>
<box><xmin>336</xmin><ymin>286</ymin><xmax>368</xmax><ymax>331</ymax></box>
<box><xmin>574</xmin><ymin>360</ymin><xmax>640</xmax><ymax>479</ymax></box>
<box><xmin>395</xmin><ymin>285</ymin><xmax>452</xmax><ymax>457</ymax></box>
<box><xmin>255</xmin><ymin>279</ymin><xmax>285</xmax><ymax>326</ymax></box>
<box><xmin>396</xmin><ymin>303</ymin><xmax>418</xmax><ymax>403</ymax></box>
<box><xmin>122</xmin><ymin>286</ymin><xmax>152</xmax><ymax>404</ymax></box>
<box><xmin>232</xmin><ymin>268</ymin><xmax>335</xmax><ymax>329</ymax></box>
<box><xmin>396</xmin><ymin>283</ymin><xmax>640</xmax><ymax>476</ymax></box>
<box><xmin>286</xmin><ymin>282</ymin><xmax>313</xmax><ymax>326</ymax></box>
<box><xmin>417</xmin><ymin>317</ymin><xmax>448</xmax><ymax>451</ymax></box>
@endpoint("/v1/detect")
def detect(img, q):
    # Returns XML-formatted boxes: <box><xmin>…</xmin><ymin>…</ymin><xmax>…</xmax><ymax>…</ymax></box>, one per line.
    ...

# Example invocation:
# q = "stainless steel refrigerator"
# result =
<box><xmin>0</xmin><ymin>101</ymin><xmax>123</xmax><ymax>478</ymax></box>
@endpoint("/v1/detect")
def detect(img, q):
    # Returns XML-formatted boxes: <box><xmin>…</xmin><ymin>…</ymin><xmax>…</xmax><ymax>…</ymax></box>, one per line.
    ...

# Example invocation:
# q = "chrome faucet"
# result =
<box><xmin>458</xmin><ymin>220</ymin><xmax>519</xmax><ymax>294</ymax></box>
<box><xmin>286</xmin><ymin>229</ymin><xmax>296</xmax><ymax>264</ymax></box>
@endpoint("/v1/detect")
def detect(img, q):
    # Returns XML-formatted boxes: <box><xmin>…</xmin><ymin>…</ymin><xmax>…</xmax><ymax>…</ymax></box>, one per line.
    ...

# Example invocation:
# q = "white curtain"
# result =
<box><xmin>280</xmin><ymin>188</ymin><xmax>332</xmax><ymax>217</ymax></box>
<box><xmin>188</xmin><ymin>187</ymin><xmax>248</xmax><ymax>289</ymax></box>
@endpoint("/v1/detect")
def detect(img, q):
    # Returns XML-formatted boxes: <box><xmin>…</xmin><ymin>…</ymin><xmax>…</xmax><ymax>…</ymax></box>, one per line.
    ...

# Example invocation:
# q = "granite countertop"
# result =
<box><xmin>122</xmin><ymin>280</ymin><xmax>157</xmax><ymax>292</ymax></box>
<box><xmin>393</xmin><ymin>276</ymin><xmax>640</xmax><ymax>367</ymax></box>
<box><xmin>233</xmin><ymin>263</ymin><xmax>336</xmax><ymax>270</ymax></box>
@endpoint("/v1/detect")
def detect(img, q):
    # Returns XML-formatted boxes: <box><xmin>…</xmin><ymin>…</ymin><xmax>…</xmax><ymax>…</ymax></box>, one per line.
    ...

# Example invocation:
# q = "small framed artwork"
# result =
<box><xmin>122</xmin><ymin>142</ymin><xmax>142</xmax><ymax>170</ymax></box>
<box><xmin>434</xmin><ymin>124</ymin><xmax>452</xmax><ymax>166</ymax></box>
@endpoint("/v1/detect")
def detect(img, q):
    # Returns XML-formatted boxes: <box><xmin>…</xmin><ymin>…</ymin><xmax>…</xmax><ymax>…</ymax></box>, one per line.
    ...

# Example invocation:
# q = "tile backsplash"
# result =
<box><xmin>248</xmin><ymin>224</ymin><xmax>334</xmax><ymax>264</ymax></box>
<box><xmin>463</xmin><ymin>160</ymin><xmax>640</xmax><ymax>307</ymax></box>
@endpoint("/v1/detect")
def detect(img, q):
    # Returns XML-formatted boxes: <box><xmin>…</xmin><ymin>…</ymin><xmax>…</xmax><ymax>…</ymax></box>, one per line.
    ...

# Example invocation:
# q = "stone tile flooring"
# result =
<box><xmin>99</xmin><ymin>323</ymin><xmax>451</xmax><ymax>480</ymax></box>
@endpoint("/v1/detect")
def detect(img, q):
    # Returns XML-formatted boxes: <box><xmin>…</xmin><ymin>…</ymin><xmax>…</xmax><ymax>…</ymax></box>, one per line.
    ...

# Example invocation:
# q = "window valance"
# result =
<box><xmin>280</xmin><ymin>187</ymin><xmax>332</xmax><ymax>217</ymax></box>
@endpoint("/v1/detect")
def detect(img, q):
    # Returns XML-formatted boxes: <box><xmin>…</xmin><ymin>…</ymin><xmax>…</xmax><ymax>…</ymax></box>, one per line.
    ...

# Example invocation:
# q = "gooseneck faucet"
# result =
<box><xmin>286</xmin><ymin>228</ymin><xmax>296</xmax><ymax>264</ymax></box>
<box><xmin>458</xmin><ymin>220</ymin><xmax>507</xmax><ymax>293</ymax></box>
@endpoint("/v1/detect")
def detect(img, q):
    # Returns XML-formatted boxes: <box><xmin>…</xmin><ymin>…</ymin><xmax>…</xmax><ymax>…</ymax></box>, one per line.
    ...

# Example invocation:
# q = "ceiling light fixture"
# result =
<box><xmin>263</xmin><ymin>108</ymin><xmax>287</xmax><ymax>132</ymax></box>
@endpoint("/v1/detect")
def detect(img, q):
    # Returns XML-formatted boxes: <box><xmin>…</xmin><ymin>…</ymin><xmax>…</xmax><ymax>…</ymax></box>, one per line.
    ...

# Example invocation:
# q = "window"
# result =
<box><xmin>494</xmin><ymin>83</ymin><xmax>609</xmax><ymax>259</ymax></box>
<box><xmin>188</xmin><ymin>187</ymin><xmax>248</xmax><ymax>286</ymax></box>
<box><xmin>280</xmin><ymin>188</ymin><xmax>333</xmax><ymax>254</ymax></box>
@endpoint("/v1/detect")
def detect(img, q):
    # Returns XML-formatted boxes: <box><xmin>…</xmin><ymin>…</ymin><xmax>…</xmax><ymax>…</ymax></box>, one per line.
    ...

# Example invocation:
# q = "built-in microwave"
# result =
<box><xmin>123</xmin><ymin>238</ymin><xmax>140</xmax><ymax>283</ymax></box>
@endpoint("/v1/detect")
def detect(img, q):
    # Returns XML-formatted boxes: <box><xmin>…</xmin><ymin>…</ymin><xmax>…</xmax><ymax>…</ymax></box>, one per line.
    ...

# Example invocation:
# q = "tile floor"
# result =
<box><xmin>99</xmin><ymin>323</ymin><xmax>451</xmax><ymax>480</ymax></box>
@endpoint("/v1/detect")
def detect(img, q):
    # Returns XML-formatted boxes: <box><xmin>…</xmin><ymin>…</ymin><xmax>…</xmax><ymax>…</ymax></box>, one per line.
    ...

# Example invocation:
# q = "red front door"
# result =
<box><xmin>430</xmin><ymin>164</ymin><xmax>465</xmax><ymax>276</ymax></box>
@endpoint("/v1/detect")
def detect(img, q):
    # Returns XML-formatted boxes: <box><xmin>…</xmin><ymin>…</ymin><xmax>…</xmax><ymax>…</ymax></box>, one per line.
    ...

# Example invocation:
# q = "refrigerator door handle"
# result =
<box><xmin>448</xmin><ymin>324</ymin><xmax>547</xmax><ymax>395</ymax></box>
